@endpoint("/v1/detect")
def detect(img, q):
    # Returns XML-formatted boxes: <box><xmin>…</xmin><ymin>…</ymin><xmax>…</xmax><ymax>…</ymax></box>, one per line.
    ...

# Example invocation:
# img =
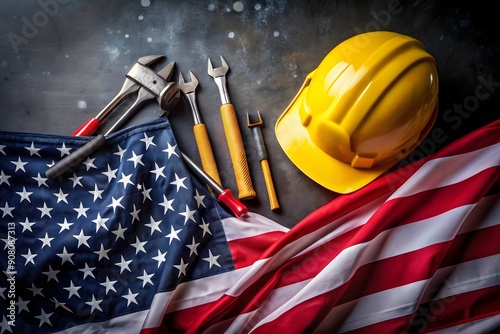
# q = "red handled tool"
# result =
<box><xmin>180</xmin><ymin>152</ymin><xmax>247</xmax><ymax>218</ymax></box>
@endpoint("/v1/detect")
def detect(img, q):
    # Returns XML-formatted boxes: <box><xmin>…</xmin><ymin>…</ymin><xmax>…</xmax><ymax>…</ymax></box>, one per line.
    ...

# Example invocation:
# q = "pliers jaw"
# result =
<box><xmin>73</xmin><ymin>55</ymin><xmax>179</xmax><ymax>137</ymax></box>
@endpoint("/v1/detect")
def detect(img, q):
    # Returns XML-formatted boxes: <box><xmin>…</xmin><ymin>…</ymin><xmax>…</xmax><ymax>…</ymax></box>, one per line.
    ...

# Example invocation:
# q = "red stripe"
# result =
<box><xmin>417</xmin><ymin>285</ymin><xmax>500</xmax><ymax>332</ymax></box>
<box><xmin>228</xmin><ymin>231</ymin><xmax>285</xmax><ymax>269</ymax></box>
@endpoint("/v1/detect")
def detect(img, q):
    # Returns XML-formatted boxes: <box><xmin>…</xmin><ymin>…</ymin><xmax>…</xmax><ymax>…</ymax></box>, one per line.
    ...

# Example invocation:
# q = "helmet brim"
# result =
<box><xmin>275</xmin><ymin>87</ymin><xmax>391</xmax><ymax>194</ymax></box>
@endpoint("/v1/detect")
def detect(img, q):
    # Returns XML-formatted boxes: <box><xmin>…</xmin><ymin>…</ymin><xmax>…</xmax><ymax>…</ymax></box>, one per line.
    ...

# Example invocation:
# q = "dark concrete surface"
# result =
<box><xmin>1</xmin><ymin>0</ymin><xmax>499</xmax><ymax>228</ymax></box>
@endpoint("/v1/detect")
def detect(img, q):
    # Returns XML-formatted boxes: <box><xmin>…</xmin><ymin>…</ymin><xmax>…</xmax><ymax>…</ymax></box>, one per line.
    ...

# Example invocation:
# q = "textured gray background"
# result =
<box><xmin>1</xmin><ymin>0</ymin><xmax>499</xmax><ymax>227</ymax></box>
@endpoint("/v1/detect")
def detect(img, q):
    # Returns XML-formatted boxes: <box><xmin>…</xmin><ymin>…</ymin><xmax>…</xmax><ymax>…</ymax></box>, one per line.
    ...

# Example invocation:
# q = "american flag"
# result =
<box><xmin>1</xmin><ymin>117</ymin><xmax>499</xmax><ymax>333</ymax></box>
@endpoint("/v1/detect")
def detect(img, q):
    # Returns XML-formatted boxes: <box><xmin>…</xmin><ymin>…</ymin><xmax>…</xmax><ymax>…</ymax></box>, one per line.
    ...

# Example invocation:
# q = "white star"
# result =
<box><xmin>16</xmin><ymin>297</ymin><xmax>30</xmax><ymax>314</ymax></box>
<box><xmin>131</xmin><ymin>237</ymin><xmax>147</xmax><ymax>254</ymax></box>
<box><xmin>57</xmin><ymin>218</ymin><xmax>73</xmax><ymax>233</ymax></box>
<box><xmin>51</xmin><ymin>296</ymin><xmax>72</xmax><ymax>313</ymax></box>
<box><xmin>174</xmin><ymin>258</ymin><xmax>189</xmax><ymax>277</ymax></box>
<box><xmin>140</xmin><ymin>133</ymin><xmax>157</xmax><ymax>150</ymax></box>
<box><xmin>145</xmin><ymin>216</ymin><xmax>162</xmax><ymax>235</ymax></box>
<box><xmin>37</xmin><ymin>202</ymin><xmax>53</xmax><ymax>218</ymax></box>
<box><xmin>203</xmin><ymin>250</ymin><xmax>221</xmax><ymax>269</ymax></box>
<box><xmin>0</xmin><ymin>202</ymin><xmax>14</xmax><ymax>218</ymax></box>
<box><xmin>141</xmin><ymin>185</ymin><xmax>152</xmax><ymax>203</ymax></box>
<box><xmin>186</xmin><ymin>237</ymin><xmax>200</xmax><ymax>256</ymax></box>
<box><xmin>92</xmin><ymin>213</ymin><xmax>109</xmax><ymax>232</ymax></box>
<box><xmin>107</xmin><ymin>196</ymin><xmax>124</xmax><ymax>213</ymax></box>
<box><xmin>16</xmin><ymin>186</ymin><xmax>33</xmax><ymax>203</ymax></box>
<box><xmin>83</xmin><ymin>157</ymin><xmax>97</xmax><ymax>170</ymax></box>
<box><xmin>194</xmin><ymin>189</ymin><xmax>206</xmax><ymax>208</ymax></box>
<box><xmin>69</xmin><ymin>173</ymin><xmax>83</xmax><ymax>188</ymax></box>
<box><xmin>0</xmin><ymin>170</ymin><xmax>11</xmax><ymax>186</ymax></box>
<box><xmin>20</xmin><ymin>217</ymin><xmax>35</xmax><ymax>232</ymax></box>
<box><xmin>73</xmin><ymin>229</ymin><xmax>91</xmax><ymax>248</ymax></box>
<box><xmin>152</xmin><ymin>249</ymin><xmax>167</xmax><ymax>268</ymax></box>
<box><xmin>170</xmin><ymin>173</ymin><xmax>187</xmax><ymax>192</ymax></box>
<box><xmin>117</xmin><ymin>172</ymin><xmax>134</xmax><ymax>189</ymax></box>
<box><xmin>27</xmin><ymin>283</ymin><xmax>44</xmax><ymax>297</ymax></box>
<box><xmin>74</xmin><ymin>202</ymin><xmax>89</xmax><ymax>218</ymax></box>
<box><xmin>198</xmin><ymin>218</ymin><xmax>212</xmax><ymax>237</ymax></box>
<box><xmin>159</xmin><ymin>195</ymin><xmax>175</xmax><ymax>214</ymax></box>
<box><xmin>79</xmin><ymin>263</ymin><xmax>96</xmax><ymax>279</ymax></box>
<box><xmin>127</xmin><ymin>151</ymin><xmax>144</xmax><ymax>167</ymax></box>
<box><xmin>137</xmin><ymin>270</ymin><xmax>154</xmax><ymax>287</ymax></box>
<box><xmin>64</xmin><ymin>281</ymin><xmax>81</xmax><ymax>299</ymax></box>
<box><xmin>22</xmin><ymin>249</ymin><xmax>37</xmax><ymax>265</ymax></box>
<box><xmin>89</xmin><ymin>184</ymin><xmax>104</xmax><ymax>202</ymax></box>
<box><xmin>32</xmin><ymin>173</ymin><xmax>48</xmax><ymax>187</ymax></box>
<box><xmin>10</xmin><ymin>156</ymin><xmax>28</xmax><ymax>172</ymax></box>
<box><xmin>122</xmin><ymin>289</ymin><xmax>139</xmax><ymax>306</ymax></box>
<box><xmin>85</xmin><ymin>295</ymin><xmax>103</xmax><ymax>313</ymax></box>
<box><xmin>114</xmin><ymin>145</ymin><xmax>126</xmax><ymax>161</ymax></box>
<box><xmin>115</xmin><ymin>256</ymin><xmax>132</xmax><ymax>274</ymax></box>
<box><xmin>111</xmin><ymin>223</ymin><xmax>127</xmax><ymax>241</ymax></box>
<box><xmin>166</xmin><ymin>225</ymin><xmax>182</xmax><ymax>245</ymax></box>
<box><xmin>102</xmin><ymin>164</ymin><xmax>118</xmax><ymax>182</ymax></box>
<box><xmin>35</xmin><ymin>308</ymin><xmax>53</xmax><ymax>327</ymax></box>
<box><xmin>150</xmin><ymin>163</ymin><xmax>165</xmax><ymax>181</ymax></box>
<box><xmin>25</xmin><ymin>142</ymin><xmax>41</xmax><ymax>157</ymax></box>
<box><xmin>100</xmin><ymin>277</ymin><xmax>117</xmax><ymax>294</ymax></box>
<box><xmin>163</xmin><ymin>142</ymin><xmax>179</xmax><ymax>158</ymax></box>
<box><xmin>130</xmin><ymin>204</ymin><xmax>141</xmax><ymax>223</ymax></box>
<box><xmin>0</xmin><ymin>145</ymin><xmax>5</xmax><ymax>155</ymax></box>
<box><xmin>179</xmin><ymin>204</ymin><xmax>196</xmax><ymax>224</ymax></box>
<box><xmin>94</xmin><ymin>244</ymin><xmax>111</xmax><ymax>261</ymax></box>
<box><xmin>42</xmin><ymin>265</ymin><xmax>60</xmax><ymax>282</ymax></box>
<box><xmin>57</xmin><ymin>247</ymin><xmax>75</xmax><ymax>265</ymax></box>
<box><xmin>57</xmin><ymin>143</ymin><xmax>72</xmax><ymax>157</ymax></box>
<box><xmin>38</xmin><ymin>232</ymin><xmax>54</xmax><ymax>248</ymax></box>
<box><xmin>53</xmin><ymin>188</ymin><xmax>69</xmax><ymax>203</ymax></box>
<box><xmin>0</xmin><ymin>316</ymin><xmax>12</xmax><ymax>333</ymax></box>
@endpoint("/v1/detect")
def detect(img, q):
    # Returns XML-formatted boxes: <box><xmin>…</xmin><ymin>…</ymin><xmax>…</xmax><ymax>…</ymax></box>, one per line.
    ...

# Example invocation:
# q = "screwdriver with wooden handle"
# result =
<box><xmin>208</xmin><ymin>56</ymin><xmax>256</xmax><ymax>200</ymax></box>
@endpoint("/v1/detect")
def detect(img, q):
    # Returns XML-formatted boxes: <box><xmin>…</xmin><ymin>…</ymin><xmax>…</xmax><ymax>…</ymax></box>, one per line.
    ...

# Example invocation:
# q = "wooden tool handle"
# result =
<box><xmin>220</xmin><ymin>103</ymin><xmax>256</xmax><ymax>200</ymax></box>
<box><xmin>260</xmin><ymin>159</ymin><xmax>280</xmax><ymax>211</ymax></box>
<box><xmin>193</xmin><ymin>123</ymin><xmax>222</xmax><ymax>186</ymax></box>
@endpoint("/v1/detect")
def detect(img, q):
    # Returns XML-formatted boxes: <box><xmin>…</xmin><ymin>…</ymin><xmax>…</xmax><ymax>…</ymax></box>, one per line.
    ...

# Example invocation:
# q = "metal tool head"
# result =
<box><xmin>178</xmin><ymin>71</ymin><xmax>199</xmax><ymax>94</ymax></box>
<box><xmin>207</xmin><ymin>55</ymin><xmax>229</xmax><ymax>78</ymax></box>
<box><xmin>157</xmin><ymin>61</ymin><xmax>176</xmax><ymax>81</ymax></box>
<box><xmin>137</xmin><ymin>55</ymin><xmax>165</xmax><ymax>66</ymax></box>
<box><xmin>247</xmin><ymin>111</ymin><xmax>264</xmax><ymax>128</ymax></box>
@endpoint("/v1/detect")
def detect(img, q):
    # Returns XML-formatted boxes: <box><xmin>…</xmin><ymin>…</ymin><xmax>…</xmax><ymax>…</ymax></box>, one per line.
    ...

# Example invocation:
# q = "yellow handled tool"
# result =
<box><xmin>179</xmin><ymin>71</ymin><xmax>222</xmax><ymax>186</ymax></box>
<box><xmin>248</xmin><ymin>112</ymin><xmax>280</xmax><ymax>211</ymax></box>
<box><xmin>208</xmin><ymin>56</ymin><xmax>256</xmax><ymax>200</ymax></box>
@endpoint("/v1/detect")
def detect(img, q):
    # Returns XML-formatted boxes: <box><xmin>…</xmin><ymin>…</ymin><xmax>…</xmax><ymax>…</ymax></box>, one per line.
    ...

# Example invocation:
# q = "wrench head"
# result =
<box><xmin>137</xmin><ymin>55</ymin><xmax>165</xmax><ymax>66</ymax></box>
<box><xmin>178</xmin><ymin>71</ymin><xmax>199</xmax><ymax>94</ymax></box>
<box><xmin>156</xmin><ymin>61</ymin><xmax>176</xmax><ymax>82</ymax></box>
<box><xmin>207</xmin><ymin>55</ymin><xmax>229</xmax><ymax>78</ymax></box>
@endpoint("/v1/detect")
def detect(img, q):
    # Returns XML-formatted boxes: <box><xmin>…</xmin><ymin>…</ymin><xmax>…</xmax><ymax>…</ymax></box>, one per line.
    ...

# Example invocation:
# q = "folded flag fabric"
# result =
<box><xmin>1</xmin><ymin>117</ymin><xmax>499</xmax><ymax>333</ymax></box>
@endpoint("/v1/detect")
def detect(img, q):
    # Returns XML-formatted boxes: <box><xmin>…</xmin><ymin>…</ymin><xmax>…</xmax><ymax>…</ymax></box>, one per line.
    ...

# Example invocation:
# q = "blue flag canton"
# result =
<box><xmin>0</xmin><ymin>118</ymin><xmax>234</xmax><ymax>333</ymax></box>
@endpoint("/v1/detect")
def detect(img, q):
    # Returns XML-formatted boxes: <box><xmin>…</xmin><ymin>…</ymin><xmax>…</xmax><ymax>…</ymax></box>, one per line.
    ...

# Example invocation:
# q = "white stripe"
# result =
<box><xmin>252</xmin><ymin>202</ymin><xmax>476</xmax><ymax>328</ymax></box>
<box><xmin>391</xmin><ymin>143</ymin><xmax>500</xmax><ymax>199</ymax></box>
<box><xmin>222</xmin><ymin>212</ymin><xmax>288</xmax><ymax>242</ymax></box>
<box><xmin>427</xmin><ymin>314</ymin><xmax>500</xmax><ymax>334</ymax></box>
<box><xmin>338</xmin><ymin>253</ymin><xmax>500</xmax><ymax>332</ymax></box>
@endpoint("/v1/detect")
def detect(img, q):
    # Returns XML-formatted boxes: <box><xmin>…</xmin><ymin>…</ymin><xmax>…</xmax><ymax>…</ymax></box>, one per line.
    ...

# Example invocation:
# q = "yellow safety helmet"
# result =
<box><xmin>275</xmin><ymin>31</ymin><xmax>438</xmax><ymax>194</ymax></box>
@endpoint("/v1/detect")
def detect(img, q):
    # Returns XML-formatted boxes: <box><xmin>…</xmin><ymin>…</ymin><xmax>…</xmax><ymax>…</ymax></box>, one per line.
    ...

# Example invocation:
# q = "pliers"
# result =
<box><xmin>73</xmin><ymin>55</ymin><xmax>178</xmax><ymax>137</ymax></box>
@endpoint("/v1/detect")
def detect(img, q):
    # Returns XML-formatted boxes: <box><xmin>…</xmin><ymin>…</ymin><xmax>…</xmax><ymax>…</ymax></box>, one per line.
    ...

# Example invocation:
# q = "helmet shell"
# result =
<box><xmin>275</xmin><ymin>31</ymin><xmax>438</xmax><ymax>193</ymax></box>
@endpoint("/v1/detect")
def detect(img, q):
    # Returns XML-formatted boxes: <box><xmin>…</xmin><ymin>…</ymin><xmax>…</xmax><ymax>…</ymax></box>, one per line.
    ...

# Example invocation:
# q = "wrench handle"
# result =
<box><xmin>193</xmin><ymin>123</ymin><xmax>222</xmax><ymax>186</ymax></box>
<box><xmin>220</xmin><ymin>103</ymin><xmax>256</xmax><ymax>200</ymax></box>
<box><xmin>73</xmin><ymin>117</ymin><xmax>101</xmax><ymax>136</ymax></box>
<box><xmin>45</xmin><ymin>134</ymin><xmax>106</xmax><ymax>179</ymax></box>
